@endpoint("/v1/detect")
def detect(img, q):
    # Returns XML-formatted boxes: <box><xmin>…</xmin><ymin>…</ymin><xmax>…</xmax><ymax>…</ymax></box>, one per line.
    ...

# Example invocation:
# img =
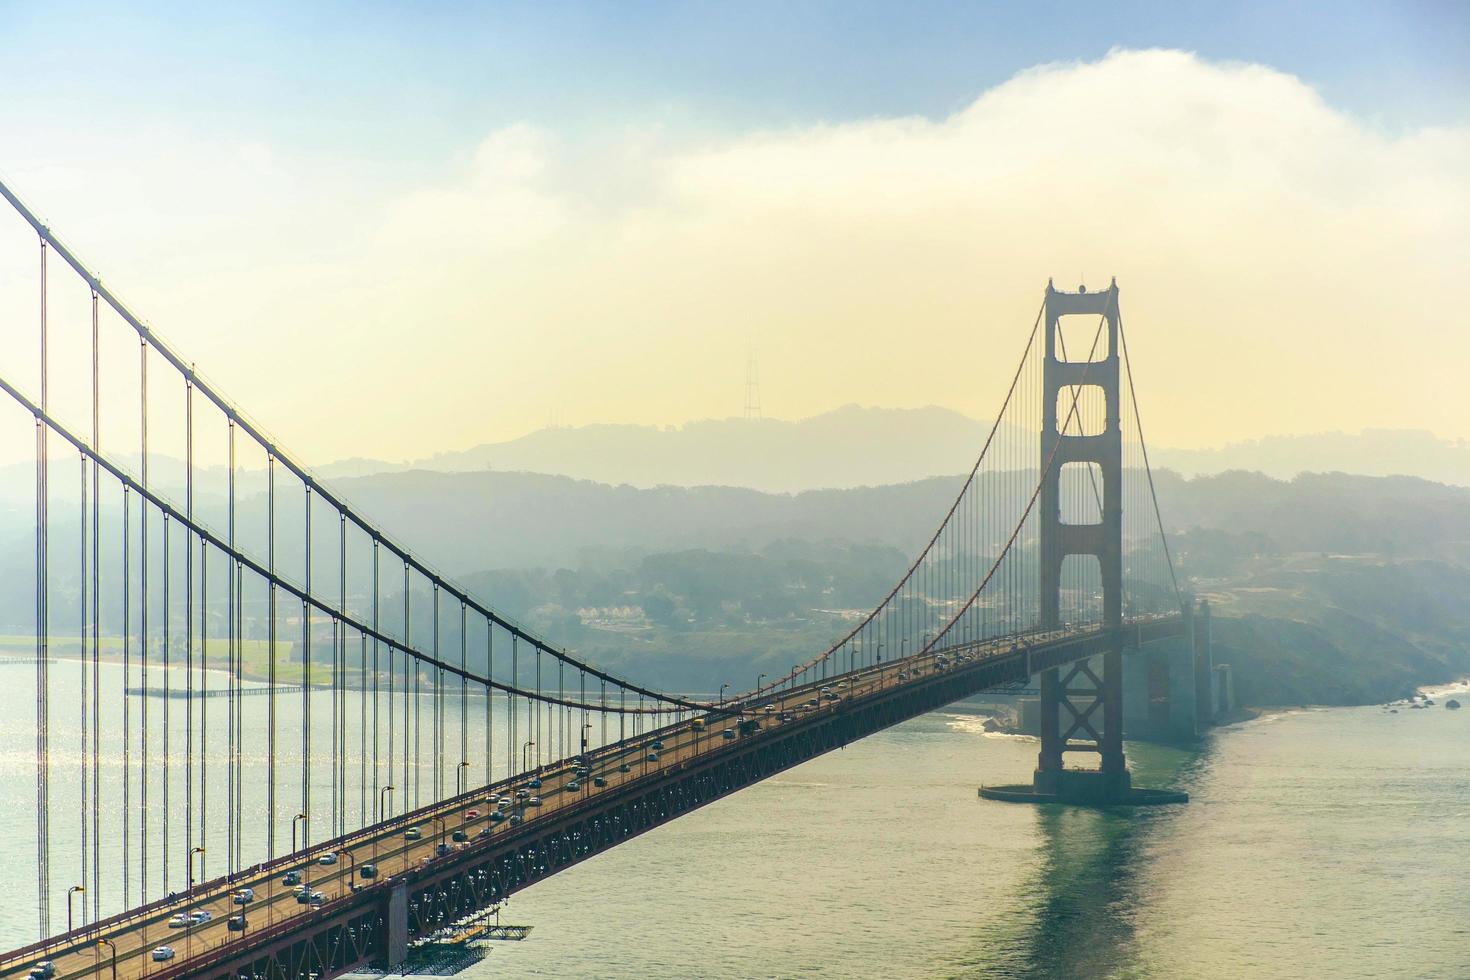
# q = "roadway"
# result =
<box><xmin>6</xmin><ymin>622</ymin><xmax>1139</xmax><ymax>980</ymax></box>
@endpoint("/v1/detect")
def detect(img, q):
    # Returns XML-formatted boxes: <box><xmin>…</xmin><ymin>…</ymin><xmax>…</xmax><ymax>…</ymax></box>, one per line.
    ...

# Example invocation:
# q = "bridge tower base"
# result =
<box><xmin>980</xmin><ymin>281</ymin><xmax>1186</xmax><ymax>807</ymax></box>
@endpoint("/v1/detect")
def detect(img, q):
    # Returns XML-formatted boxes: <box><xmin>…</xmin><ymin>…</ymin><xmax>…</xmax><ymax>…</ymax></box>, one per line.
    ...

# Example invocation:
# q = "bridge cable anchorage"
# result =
<box><xmin>1117</xmin><ymin>313</ymin><xmax>1185</xmax><ymax>610</ymax></box>
<box><xmin>923</xmin><ymin>307</ymin><xmax>1108</xmax><ymax>653</ymax></box>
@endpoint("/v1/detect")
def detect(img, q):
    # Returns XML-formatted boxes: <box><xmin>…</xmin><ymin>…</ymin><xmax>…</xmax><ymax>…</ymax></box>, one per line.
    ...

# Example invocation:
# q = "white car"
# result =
<box><xmin>233</xmin><ymin>887</ymin><xmax>255</xmax><ymax>905</ymax></box>
<box><xmin>151</xmin><ymin>947</ymin><xmax>175</xmax><ymax>963</ymax></box>
<box><xmin>317</xmin><ymin>852</ymin><xmax>338</xmax><ymax>866</ymax></box>
<box><xmin>167</xmin><ymin>913</ymin><xmax>191</xmax><ymax>929</ymax></box>
<box><xmin>189</xmin><ymin>910</ymin><xmax>213</xmax><ymax>925</ymax></box>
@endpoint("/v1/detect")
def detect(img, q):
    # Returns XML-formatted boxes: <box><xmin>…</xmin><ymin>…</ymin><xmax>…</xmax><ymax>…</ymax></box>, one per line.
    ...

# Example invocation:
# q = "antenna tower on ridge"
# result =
<box><xmin>744</xmin><ymin>341</ymin><xmax>763</xmax><ymax>421</ymax></box>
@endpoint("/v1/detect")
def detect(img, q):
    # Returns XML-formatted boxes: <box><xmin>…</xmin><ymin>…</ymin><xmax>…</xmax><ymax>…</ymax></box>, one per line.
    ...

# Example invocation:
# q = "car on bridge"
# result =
<box><xmin>150</xmin><ymin>948</ymin><xmax>175</xmax><ymax>963</ymax></box>
<box><xmin>317</xmin><ymin>852</ymin><xmax>338</xmax><ymax>866</ymax></box>
<box><xmin>233</xmin><ymin>887</ymin><xmax>254</xmax><ymax>904</ymax></box>
<box><xmin>528</xmin><ymin>795</ymin><xmax>543</xmax><ymax>806</ymax></box>
<box><xmin>282</xmin><ymin>869</ymin><xmax>302</xmax><ymax>886</ymax></box>
<box><xmin>360</xmin><ymin>864</ymin><xmax>378</xmax><ymax>879</ymax></box>
<box><xmin>227</xmin><ymin>915</ymin><xmax>247</xmax><ymax>933</ymax></box>
<box><xmin>594</xmin><ymin>776</ymin><xmax>607</xmax><ymax>787</ymax></box>
<box><xmin>692</xmin><ymin>717</ymin><xmax>706</xmax><ymax>730</ymax></box>
<box><xmin>404</xmin><ymin>826</ymin><xmax>422</xmax><ymax>840</ymax></box>
<box><xmin>619</xmin><ymin>762</ymin><xmax>632</xmax><ymax>772</ymax></box>
<box><xmin>26</xmin><ymin>961</ymin><xmax>54</xmax><ymax>979</ymax></box>
<box><xmin>723</xmin><ymin>728</ymin><xmax>735</xmax><ymax>740</ymax></box>
<box><xmin>467</xmin><ymin>808</ymin><xmax>480</xmax><ymax>819</ymax></box>
<box><xmin>568</xmin><ymin>780</ymin><xmax>582</xmax><ymax>790</ymax></box>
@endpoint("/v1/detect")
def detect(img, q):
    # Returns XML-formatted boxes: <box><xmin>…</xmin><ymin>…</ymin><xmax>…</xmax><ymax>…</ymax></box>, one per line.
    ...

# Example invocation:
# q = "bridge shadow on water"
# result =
<box><xmin>947</xmin><ymin>741</ymin><xmax>1203</xmax><ymax>980</ymax></box>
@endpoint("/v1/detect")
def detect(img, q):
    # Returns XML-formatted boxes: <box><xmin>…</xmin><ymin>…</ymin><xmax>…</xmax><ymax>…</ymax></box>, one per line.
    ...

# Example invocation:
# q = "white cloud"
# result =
<box><xmin>1</xmin><ymin>49</ymin><xmax>1465</xmax><ymax>464</ymax></box>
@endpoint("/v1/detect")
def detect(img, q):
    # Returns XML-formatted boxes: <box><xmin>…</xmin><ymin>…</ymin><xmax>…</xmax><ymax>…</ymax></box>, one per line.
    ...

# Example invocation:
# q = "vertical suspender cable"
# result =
<box><xmin>372</xmin><ymin>539</ymin><xmax>381</xmax><ymax>820</ymax></box>
<box><xmin>493</xmin><ymin>620</ymin><xmax>499</xmax><ymax>787</ymax></box>
<box><xmin>460</xmin><ymin>603</ymin><xmax>468</xmax><ymax>783</ymax></box>
<box><xmin>302</xmin><ymin>485</ymin><xmax>311</xmax><ymax>849</ymax></box>
<box><xmin>227</xmin><ymin>419</ymin><xmax>236</xmax><ymax>875</ymax></box>
<box><xmin>184</xmin><ymin>378</ymin><xmax>194</xmax><ymax>885</ymax></box>
<box><xmin>266</xmin><ymin>454</ymin><xmax>276</xmax><ymax>858</ymax></box>
<box><xmin>360</xmin><ymin>632</ymin><xmax>367</xmax><ymax>828</ymax></box>
<box><xmin>199</xmin><ymin>535</ymin><xmax>208</xmax><ymax>884</ymax></box>
<box><xmin>88</xmin><ymin>287</ymin><xmax>101</xmax><ymax>921</ymax></box>
<box><xmin>402</xmin><ymin>563</ymin><xmax>410</xmax><ymax>809</ymax></box>
<box><xmin>122</xmin><ymin>483</ymin><xmax>131</xmax><ymax>908</ymax></box>
<box><xmin>161</xmin><ymin>508</ymin><xmax>170</xmax><ymax>894</ymax></box>
<box><xmin>432</xmin><ymin>584</ymin><xmax>440</xmax><ymax>802</ymax></box>
<box><xmin>137</xmin><ymin>337</ymin><xmax>148</xmax><ymax>905</ymax></box>
<box><xmin>79</xmin><ymin>453</ymin><xmax>89</xmax><ymax>926</ymax></box>
<box><xmin>510</xmin><ymin>637</ymin><xmax>517</xmax><ymax>776</ymax></box>
<box><xmin>35</xmin><ymin>238</ymin><xmax>51</xmax><ymax>939</ymax></box>
<box><xmin>338</xmin><ymin>513</ymin><xmax>347</xmax><ymax>837</ymax></box>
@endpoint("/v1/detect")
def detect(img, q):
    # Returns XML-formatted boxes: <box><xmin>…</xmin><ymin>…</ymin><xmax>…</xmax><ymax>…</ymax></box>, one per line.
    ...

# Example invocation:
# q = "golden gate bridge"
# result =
<box><xmin>0</xmin><ymin>176</ymin><xmax>1206</xmax><ymax>979</ymax></box>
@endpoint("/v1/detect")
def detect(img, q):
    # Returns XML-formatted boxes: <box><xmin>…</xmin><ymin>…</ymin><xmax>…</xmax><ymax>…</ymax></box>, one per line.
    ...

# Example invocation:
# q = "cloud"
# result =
<box><xmin>2</xmin><ymin>49</ymin><xmax>1466</xmax><ymax>464</ymax></box>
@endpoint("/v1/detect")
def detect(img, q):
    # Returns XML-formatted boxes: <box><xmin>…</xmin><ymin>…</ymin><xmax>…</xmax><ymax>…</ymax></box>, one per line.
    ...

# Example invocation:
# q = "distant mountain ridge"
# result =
<box><xmin>400</xmin><ymin>404</ymin><xmax>1027</xmax><ymax>493</ymax></box>
<box><xmin>312</xmin><ymin>411</ymin><xmax>1470</xmax><ymax>492</ymax></box>
<box><xmin>1153</xmin><ymin>428</ymin><xmax>1470</xmax><ymax>486</ymax></box>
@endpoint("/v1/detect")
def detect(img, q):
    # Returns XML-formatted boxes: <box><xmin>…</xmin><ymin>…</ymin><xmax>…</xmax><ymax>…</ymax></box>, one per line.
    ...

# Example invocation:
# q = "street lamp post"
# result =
<box><xmin>719</xmin><ymin>683</ymin><xmax>729</xmax><ymax>709</ymax></box>
<box><xmin>188</xmin><ymin>847</ymin><xmax>205</xmax><ymax>893</ymax></box>
<box><xmin>96</xmin><ymin>938</ymin><xmax>116</xmax><ymax>980</ymax></box>
<box><xmin>431</xmin><ymin>815</ymin><xmax>446</xmax><ymax>849</ymax></box>
<box><xmin>340</xmin><ymin>851</ymin><xmax>356</xmax><ymax>891</ymax></box>
<box><xmin>376</xmin><ymin>786</ymin><xmax>395</xmax><ymax>863</ymax></box>
<box><xmin>291</xmin><ymin>812</ymin><xmax>308</xmax><ymax>855</ymax></box>
<box><xmin>67</xmin><ymin>885</ymin><xmax>85</xmax><ymax>933</ymax></box>
<box><xmin>456</xmin><ymin>761</ymin><xmax>471</xmax><ymax>797</ymax></box>
<box><xmin>521</xmin><ymin>740</ymin><xmax>535</xmax><ymax>775</ymax></box>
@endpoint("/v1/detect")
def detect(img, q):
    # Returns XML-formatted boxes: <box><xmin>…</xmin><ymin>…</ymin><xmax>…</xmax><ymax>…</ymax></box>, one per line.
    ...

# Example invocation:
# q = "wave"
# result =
<box><xmin>941</xmin><ymin>713</ymin><xmax>1036</xmax><ymax>741</ymax></box>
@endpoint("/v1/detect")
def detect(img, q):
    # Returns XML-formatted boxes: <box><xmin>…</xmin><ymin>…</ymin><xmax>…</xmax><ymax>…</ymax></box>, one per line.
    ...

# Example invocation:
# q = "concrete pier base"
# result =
<box><xmin>980</xmin><ymin>768</ymin><xmax>1187</xmax><ymax>806</ymax></box>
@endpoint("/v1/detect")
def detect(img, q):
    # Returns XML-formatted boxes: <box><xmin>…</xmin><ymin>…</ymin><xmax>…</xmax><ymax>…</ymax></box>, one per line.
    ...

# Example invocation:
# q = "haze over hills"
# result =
<box><xmin>374</xmin><ymin>405</ymin><xmax>1029</xmax><ymax>494</ymax></box>
<box><xmin>1154</xmin><ymin>429</ymin><xmax>1470</xmax><ymax>485</ymax></box>
<box><xmin>309</xmin><ymin>407</ymin><xmax>1470</xmax><ymax>492</ymax></box>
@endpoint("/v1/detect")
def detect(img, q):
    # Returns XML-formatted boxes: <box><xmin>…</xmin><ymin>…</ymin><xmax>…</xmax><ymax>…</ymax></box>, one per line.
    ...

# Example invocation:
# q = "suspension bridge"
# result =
<box><xmin>0</xmin><ymin>177</ymin><xmax>1212</xmax><ymax>979</ymax></box>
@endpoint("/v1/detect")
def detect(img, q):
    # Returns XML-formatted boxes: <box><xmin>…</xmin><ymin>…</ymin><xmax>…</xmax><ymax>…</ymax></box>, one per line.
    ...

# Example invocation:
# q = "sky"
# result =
<box><xmin>0</xmin><ymin>1</ymin><xmax>1466</xmax><ymax>465</ymax></box>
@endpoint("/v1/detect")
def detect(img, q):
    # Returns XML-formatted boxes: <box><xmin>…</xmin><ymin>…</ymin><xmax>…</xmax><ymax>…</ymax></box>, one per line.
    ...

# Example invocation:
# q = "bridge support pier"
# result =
<box><xmin>386</xmin><ymin>882</ymin><xmax>409</xmax><ymax>968</ymax></box>
<box><xmin>981</xmin><ymin>281</ymin><xmax>1186</xmax><ymax>807</ymax></box>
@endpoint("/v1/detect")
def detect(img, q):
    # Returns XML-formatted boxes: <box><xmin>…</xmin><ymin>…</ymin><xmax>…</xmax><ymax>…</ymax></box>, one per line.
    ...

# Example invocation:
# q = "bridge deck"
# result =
<box><xmin>4</xmin><ymin>616</ymin><xmax>1181</xmax><ymax>980</ymax></box>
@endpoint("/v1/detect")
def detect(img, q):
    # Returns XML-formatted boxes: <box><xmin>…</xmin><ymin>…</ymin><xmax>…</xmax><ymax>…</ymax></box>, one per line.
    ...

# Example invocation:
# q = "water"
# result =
<box><xmin>481</xmin><ymin>704</ymin><xmax>1470</xmax><ymax>978</ymax></box>
<box><xmin>2</xmin><ymin>667</ymin><xmax>1468</xmax><ymax>977</ymax></box>
<box><xmin>0</xmin><ymin>658</ymin><xmax>672</xmax><ymax>942</ymax></box>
